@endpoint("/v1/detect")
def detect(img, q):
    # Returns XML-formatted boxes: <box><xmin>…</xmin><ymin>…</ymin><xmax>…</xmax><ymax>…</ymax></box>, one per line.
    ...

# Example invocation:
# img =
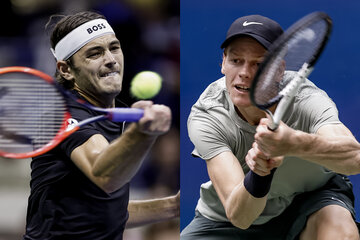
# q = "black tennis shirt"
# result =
<box><xmin>24</xmin><ymin>93</ymin><xmax>130</xmax><ymax>240</ymax></box>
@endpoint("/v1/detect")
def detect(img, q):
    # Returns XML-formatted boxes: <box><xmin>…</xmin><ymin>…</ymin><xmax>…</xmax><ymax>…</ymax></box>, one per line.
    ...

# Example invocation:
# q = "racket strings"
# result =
<box><xmin>0</xmin><ymin>74</ymin><xmax>66</xmax><ymax>154</ymax></box>
<box><xmin>252</xmin><ymin>18</ymin><xmax>329</xmax><ymax>108</ymax></box>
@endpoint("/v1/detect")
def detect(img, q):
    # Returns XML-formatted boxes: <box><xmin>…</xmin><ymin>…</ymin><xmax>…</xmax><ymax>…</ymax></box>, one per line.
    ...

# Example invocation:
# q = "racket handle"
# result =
<box><xmin>108</xmin><ymin>108</ymin><xmax>144</xmax><ymax>122</ymax></box>
<box><xmin>267</xmin><ymin>121</ymin><xmax>278</xmax><ymax>131</ymax></box>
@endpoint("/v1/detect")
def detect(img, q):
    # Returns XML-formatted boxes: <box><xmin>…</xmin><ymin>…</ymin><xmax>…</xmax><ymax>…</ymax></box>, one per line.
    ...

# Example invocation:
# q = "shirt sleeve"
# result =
<box><xmin>298</xmin><ymin>91</ymin><xmax>340</xmax><ymax>133</ymax></box>
<box><xmin>60</xmin><ymin>126</ymin><xmax>100</xmax><ymax>158</ymax></box>
<box><xmin>188</xmin><ymin>110</ymin><xmax>233</xmax><ymax>160</ymax></box>
<box><xmin>59</xmin><ymin>104</ymin><xmax>102</xmax><ymax>158</ymax></box>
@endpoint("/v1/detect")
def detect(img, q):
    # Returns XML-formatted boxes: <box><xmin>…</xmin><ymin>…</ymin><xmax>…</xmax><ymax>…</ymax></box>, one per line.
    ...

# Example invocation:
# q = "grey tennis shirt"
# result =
<box><xmin>187</xmin><ymin>71</ymin><xmax>339</xmax><ymax>225</ymax></box>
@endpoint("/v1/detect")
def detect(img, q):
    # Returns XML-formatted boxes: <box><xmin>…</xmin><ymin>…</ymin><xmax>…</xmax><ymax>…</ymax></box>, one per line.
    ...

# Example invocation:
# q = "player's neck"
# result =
<box><xmin>236</xmin><ymin>104</ymin><xmax>277</xmax><ymax>125</ymax></box>
<box><xmin>235</xmin><ymin>105</ymin><xmax>266</xmax><ymax>126</ymax></box>
<box><xmin>73</xmin><ymin>85</ymin><xmax>115</xmax><ymax>108</ymax></box>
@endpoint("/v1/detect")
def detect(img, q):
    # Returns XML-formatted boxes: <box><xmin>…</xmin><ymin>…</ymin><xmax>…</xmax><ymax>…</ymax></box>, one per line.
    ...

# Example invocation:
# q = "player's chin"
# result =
<box><xmin>100</xmin><ymin>76</ymin><xmax>122</xmax><ymax>88</ymax></box>
<box><xmin>100</xmin><ymin>84</ymin><xmax>122</xmax><ymax>95</ymax></box>
<box><xmin>230</xmin><ymin>94</ymin><xmax>251</xmax><ymax>108</ymax></box>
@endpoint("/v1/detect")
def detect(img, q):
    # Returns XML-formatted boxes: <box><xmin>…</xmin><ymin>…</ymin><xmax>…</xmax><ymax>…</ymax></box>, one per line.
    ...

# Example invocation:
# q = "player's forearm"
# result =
<box><xmin>92</xmin><ymin>123</ymin><xmax>157</xmax><ymax>190</ymax></box>
<box><xmin>225</xmin><ymin>182</ymin><xmax>267</xmax><ymax>229</ymax></box>
<box><xmin>288</xmin><ymin>130</ymin><xmax>360</xmax><ymax>175</ymax></box>
<box><xmin>126</xmin><ymin>192</ymin><xmax>180</xmax><ymax>228</ymax></box>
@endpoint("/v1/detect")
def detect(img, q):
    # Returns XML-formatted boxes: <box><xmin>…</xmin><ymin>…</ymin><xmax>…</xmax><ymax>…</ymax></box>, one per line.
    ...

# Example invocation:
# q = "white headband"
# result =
<box><xmin>51</xmin><ymin>19</ymin><xmax>115</xmax><ymax>61</ymax></box>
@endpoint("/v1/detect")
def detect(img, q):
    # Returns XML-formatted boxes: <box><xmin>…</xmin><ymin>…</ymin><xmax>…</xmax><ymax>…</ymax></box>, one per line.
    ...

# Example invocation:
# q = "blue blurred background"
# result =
<box><xmin>180</xmin><ymin>0</ymin><xmax>360</xmax><ymax>231</ymax></box>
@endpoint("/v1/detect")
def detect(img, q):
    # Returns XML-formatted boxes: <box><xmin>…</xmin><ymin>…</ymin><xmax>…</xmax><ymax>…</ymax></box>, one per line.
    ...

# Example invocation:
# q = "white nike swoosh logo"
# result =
<box><xmin>243</xmin><ymin>21</ymin><xmax>263</xmax><ymax>26</ymax></box>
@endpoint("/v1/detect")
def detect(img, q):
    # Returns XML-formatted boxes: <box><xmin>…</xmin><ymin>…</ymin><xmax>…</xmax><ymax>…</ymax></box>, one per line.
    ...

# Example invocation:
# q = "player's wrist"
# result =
<box><xmin>243</xmin><ymin>168</ymin><xmax>277</xmax><ymax>198</ymax></box>
<box><xmin>127</xmin><ymin>123</ymin><xmax>158</xmax><ymax>140</ymax></box>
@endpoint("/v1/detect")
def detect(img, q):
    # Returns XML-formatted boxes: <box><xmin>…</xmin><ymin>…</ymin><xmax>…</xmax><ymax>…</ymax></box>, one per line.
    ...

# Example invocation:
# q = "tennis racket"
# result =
<box><xmin>0</xmin><ymin>66</ymin><xmax>144</xmax><ymax>159</ymax></box>
<box><xmin>250</xmin><ymin>11</ymin><xmax>332</xmax><ymax>130</ymax></box>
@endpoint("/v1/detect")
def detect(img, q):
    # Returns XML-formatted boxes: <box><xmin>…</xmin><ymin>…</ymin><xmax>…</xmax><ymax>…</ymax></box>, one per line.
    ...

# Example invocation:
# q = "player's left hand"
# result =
<box><xmin>245</xmin><ymin>141</ymin><xmax>283</xmax><ymax>176</ymax></box>
<box><xmin>254</xmin><ymin>117</ymin><xmax>295</xmax><ymax>157</ymax></box>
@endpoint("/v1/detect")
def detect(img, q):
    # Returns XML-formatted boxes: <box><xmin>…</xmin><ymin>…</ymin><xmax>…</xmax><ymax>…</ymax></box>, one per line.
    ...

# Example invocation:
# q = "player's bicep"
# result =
<box><xmin>316</xmin><ymin>123</ymin><xmax>355</xmax><ymax>139</ymax></box>
<box><xmin>70</xmin><ymin>134</ymin><xmax>110</xmax><ymax>186</ymax></box>
<box><xmin>206</xmin><ymin>151</ymin><xmax>245</xmax><ymax>207</ymax></box>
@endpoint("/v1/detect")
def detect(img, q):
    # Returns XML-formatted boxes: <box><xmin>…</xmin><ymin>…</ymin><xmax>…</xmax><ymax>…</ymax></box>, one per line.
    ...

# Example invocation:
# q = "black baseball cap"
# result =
<box><xmin>221</xmin><ymin>15</ymin><xmax>284</xmax><ymax>49</ymax></box>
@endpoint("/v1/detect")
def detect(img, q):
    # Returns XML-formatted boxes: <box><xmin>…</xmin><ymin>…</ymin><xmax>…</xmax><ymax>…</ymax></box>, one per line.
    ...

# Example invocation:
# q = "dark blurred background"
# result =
<box><xmin>180</xmin><ymin>0</ymin><xmax>360</xmax><ymax>231</ymax></box>
<box><xmin>0</xmin><ymin>0</ymin><xmax>179</xmax><ymax>239</ymax></box>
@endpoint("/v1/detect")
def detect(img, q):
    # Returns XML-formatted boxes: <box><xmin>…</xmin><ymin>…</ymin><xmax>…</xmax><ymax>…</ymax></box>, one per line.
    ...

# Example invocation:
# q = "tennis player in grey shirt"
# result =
<box><xmin>181</xmin><ymin>14</ymin><xmax>360</xmax><ymax>240</ymax></box>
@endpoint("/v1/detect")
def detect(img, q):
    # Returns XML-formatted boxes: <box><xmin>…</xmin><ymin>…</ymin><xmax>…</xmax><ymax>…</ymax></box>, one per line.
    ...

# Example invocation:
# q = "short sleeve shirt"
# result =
<box><xmin>24</xmin><ymin>93</ymin><xmax>130</xmax><ymax>240</ymax></box>
<box><xmin>187</xmin><ymin>72</ymin><xmax>339</xmax><ymax>224</ymax></box>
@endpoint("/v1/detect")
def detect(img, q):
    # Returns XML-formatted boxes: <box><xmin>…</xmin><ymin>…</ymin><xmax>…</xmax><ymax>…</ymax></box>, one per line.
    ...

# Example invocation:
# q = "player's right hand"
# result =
<box><xmin>131</xmin><ymin>100</ymin><xmax>171</xmax><ymax>136</ymax></box>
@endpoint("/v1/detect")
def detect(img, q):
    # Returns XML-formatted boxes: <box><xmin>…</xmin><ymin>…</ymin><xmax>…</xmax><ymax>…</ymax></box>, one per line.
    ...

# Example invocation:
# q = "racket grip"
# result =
<box><xmin>108</xmin><ymin>108</ymin><xmax>144</xmax><ymax>122</ymax></box>
<box><xmin>267</xmin><ymin>122</ymin><xmax>278</xmax><ymax>131</ymax></box>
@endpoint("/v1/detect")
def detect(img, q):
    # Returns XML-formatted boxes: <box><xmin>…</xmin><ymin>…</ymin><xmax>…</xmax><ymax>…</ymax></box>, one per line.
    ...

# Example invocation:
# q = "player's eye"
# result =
<box><xmin>253</xmin><ymin>62</ymin><xmax>262</xmax><ymax>68</ymax></box>
<box><xmin>110</xmin><ymin>45</ymin><xmax>120</xmax><ymax>52</ymax></box>
<box><xmin>87</xmin><ymin>51</ymin><xmax>101</xmax><ymax>58</ymax></box>
<box><xmin>231</xmin><ymin>58</ymin><xmax>241</xmax><ymax>64</ymax></box>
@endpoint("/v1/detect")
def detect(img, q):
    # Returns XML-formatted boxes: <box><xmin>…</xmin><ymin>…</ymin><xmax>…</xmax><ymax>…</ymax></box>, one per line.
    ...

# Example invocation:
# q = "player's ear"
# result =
<box><xmin>57</xmin><ymin>61</ymin><xmax>74</xmax><ymax>81</ymax></box>
<box><xmin>221</xmin><ymin>52</ymin><xmax>226</xmax><ymax>74</ymax></box>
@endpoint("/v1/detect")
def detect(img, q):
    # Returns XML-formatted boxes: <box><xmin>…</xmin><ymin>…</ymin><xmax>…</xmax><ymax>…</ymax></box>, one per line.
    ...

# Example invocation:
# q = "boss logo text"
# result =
<box><xmin>87</xmin><ymin>23</ymin><xmax>106</xmax><ymax>34</ymax></box>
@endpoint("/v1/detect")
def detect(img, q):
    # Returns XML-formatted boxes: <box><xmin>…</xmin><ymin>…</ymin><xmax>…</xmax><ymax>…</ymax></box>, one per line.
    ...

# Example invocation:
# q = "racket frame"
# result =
<box><xmin>250</xmin><ymin>11</ymin><xmax>332</xmax><ymax>130</ymax></box>
<box><xmin>0</xmin><ymin>66</ymin><xmax>144</xmax><ymax>159</ymax></box>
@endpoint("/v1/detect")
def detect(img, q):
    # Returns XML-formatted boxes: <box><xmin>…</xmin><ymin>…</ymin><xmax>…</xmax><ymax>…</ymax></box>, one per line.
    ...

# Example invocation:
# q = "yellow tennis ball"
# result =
<box><xmin>130</xmin><ymin>71</ymin><xmax>162</xmax><ymax>99</ymax></box>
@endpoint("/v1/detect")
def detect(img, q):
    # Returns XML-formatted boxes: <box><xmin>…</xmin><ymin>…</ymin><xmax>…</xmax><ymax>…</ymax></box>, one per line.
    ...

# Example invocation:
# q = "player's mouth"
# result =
<box><xmin>100</xmin><ymin>71</ymin><xmax>120</xmax><ymax>78</ymax></box>
<box><xmin>235</xmin><ymin>85</ymin><xmax>250</xmax><ymax>92</ymax></box>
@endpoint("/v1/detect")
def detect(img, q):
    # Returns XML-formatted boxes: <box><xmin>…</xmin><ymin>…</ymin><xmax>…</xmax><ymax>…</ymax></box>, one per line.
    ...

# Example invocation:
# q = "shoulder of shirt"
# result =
<box><xmin>284</xmin><ymin>71</ymin><xmax>329</xmax><ymax>100</ymax></box>
<box><xmin>65</xmin><ymin>91</ymin><xmax>96</xmax><ymax>120</ymax></box>
<box><xmin>192</xmin><ymin>76</ymin><xmax>229</xmax><ymax>112</ymax></box>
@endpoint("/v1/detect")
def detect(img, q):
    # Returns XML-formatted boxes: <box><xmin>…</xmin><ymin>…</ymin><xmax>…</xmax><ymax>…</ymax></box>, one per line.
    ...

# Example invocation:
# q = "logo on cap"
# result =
<box><xmin>243</xmin><ymin>21</ymin><xmax>263</xmax><ymax>27</ymax></box>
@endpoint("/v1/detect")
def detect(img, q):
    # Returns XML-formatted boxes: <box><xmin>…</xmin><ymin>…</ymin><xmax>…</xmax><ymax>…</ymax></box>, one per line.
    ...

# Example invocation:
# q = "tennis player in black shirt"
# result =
<box><xmin>23</xmin><ymin>11</ymin><xmax>177</xmax><ymax>240</ymax></box>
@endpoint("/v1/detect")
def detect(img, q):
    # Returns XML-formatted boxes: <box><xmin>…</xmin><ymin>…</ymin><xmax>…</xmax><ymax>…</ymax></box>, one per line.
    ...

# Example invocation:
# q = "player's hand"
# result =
<box><xmin>254</xmin><ymin>117</ymin><xmax>294</xmax><ymax>157</ymax></box>
<box><xmin>131</xmin><ymin>100</ymin><xmax>171</xmax><ymax>136</ymax></box>
<box><xmin>245</xmin><ymin>142</ymin><xmax>283</xmax><ymax>176</ymax></box>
